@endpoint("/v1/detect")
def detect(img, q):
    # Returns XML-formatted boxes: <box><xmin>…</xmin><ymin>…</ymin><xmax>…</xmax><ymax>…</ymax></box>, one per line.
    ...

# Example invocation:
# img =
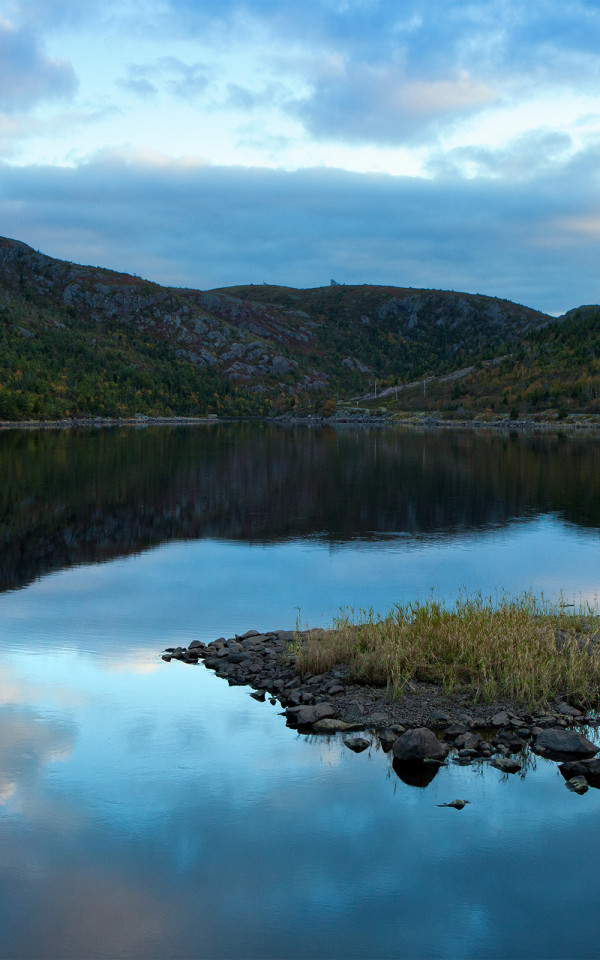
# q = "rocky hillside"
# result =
<box><xmin>0</xmin><ymin>235</ymin><xmax>593</xmax><ymax>420</ymax></box>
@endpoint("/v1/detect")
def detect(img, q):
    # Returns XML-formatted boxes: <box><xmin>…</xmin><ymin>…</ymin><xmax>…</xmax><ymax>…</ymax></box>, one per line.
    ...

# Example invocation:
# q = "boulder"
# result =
<box><xmin>392</xmin><ymin>727</ymin><xmax>449</xmax><ymax>762</ymax></box>
<box><xmin>532</xmin><ymin>728</ymin><xmax>598</xmax><ymax>761</ymax></box>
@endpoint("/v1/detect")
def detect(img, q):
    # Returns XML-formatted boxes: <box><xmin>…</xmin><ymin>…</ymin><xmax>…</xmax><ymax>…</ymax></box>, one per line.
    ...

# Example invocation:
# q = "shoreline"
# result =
<box><xmin>1</xmin><ymin>411</ymin><xmax>600</xmax><ymax>435</ymax></box>
<box><xmin>161</xmin><ymin>628</ymin><xmax>600</xmax><ymax>787</ymax></box>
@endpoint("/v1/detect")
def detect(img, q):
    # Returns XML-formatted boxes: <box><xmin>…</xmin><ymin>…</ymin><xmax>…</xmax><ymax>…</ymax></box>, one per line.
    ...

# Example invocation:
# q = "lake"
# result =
<box><xmin>1</xmin><ymin>423</ymin><xmax>599</xmax><ymax>959</ymax></box>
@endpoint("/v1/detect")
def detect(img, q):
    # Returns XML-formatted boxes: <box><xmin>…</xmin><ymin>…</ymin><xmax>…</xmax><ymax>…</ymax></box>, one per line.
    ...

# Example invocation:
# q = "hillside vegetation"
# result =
<box><xmin>0</xmin><ymin>236</ymin><xmax>598</xmax><ymax>421</ymax></box>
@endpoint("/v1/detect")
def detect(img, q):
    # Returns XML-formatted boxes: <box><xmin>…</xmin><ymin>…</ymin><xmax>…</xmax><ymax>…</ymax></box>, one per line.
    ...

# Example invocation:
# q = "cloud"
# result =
<box><xmin>426</xmin><ymin>130</ymin><xmax>575</xmax><ymax>181</ymax></box>
<box><xmin>119</xmin><ymin>56</ymin><xmax>210</xmax><ymax>102</ymax></box>
<box><xmin>0</xmin><ymin>15</ymin><xmax>77</xmax><ymax>112</ymax></box>
<box><xmin>293</xmin><ymin>62</ymin><xmax>498</xmax><ymax>145</ymax></box>
<box><xmin>1</xmin><ymin>147</ymin><xmax>600</xmax><ymax>314</ymax></box>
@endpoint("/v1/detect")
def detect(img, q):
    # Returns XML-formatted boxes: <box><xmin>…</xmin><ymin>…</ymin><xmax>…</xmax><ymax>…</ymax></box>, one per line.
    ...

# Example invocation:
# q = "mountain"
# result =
<box><xmin>0</xmin><ymin>236</ymin><xmax>597</xmax><ymax>420</ymax></box>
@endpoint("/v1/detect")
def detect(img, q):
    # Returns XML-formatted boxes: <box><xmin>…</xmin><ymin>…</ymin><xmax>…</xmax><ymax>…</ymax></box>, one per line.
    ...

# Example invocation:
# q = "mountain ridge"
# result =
<box><xmin>0</xmin><ymin>236</ymin><xmax>597</xmax><ymax>420</ymax></box>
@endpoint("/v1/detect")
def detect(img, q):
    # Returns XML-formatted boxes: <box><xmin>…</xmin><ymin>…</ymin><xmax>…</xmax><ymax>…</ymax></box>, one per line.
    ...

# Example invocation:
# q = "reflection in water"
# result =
<box><xmin>0</xmin><ymin>704</ymin><xmax>76</xmax><ymax>808</ymax></box>
<box><xmin>1</xmin><ymin>424</ymin><xmax>599</xmax><ymax>591</ymax></box>
<box><xmin>1</xmin><ymin>647</ymin><xmax>600</xmax><ymax>960</ymax></box>
<box><xmin>392</xmin><ymin>758</ymin><xmax>442</xmax><ymax>787</ymax></box>
<box><xmin>1</xmin><ymin>426</ymin><xmax>600</xmax><ymax>958</ymax></box>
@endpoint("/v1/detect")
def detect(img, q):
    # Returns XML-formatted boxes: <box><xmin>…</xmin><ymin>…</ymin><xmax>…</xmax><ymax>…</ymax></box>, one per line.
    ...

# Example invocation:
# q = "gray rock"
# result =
<box><xmin>556</xmin><ymin>701</ymin><xmax>583</xmax><ymax>718</ymax></box>
<box><xmin>312</xmin><ymin>718</ymin><xmax>364</xmax><ymax>733</ymax></box>
<box><xmin>286</xmin><ymin>702</ymin><xmax>336</xmax><ymax>726</ymax></box>
<box><xmin>444</xmin><ymin>723</ymin><xmax>471</xmax><ymax>738</ymax></box>
<box><xmin>558</xmin><ymin>758</ymin><xmax>600</xmax><ymax>787</ymax></box>
<box><xmin>491</xmin><ymin>710</ymin><xmax>510</xmax><ymax>727</ymax></box>
<box><xmin>378</xmin><ymin>729</ymin><xmax>398</xmax><ymax>751</ymax></box>
<box><xmin>492</xmin><ymin>757</ymin><xmax>522</xmax><ymax>774</ymax></box>
<box><xmin>392</xmin><ymin>727</ymin><xmax>449</xmax><ymax>762</ymax></box>
<box><xmin>454</xmin><ymin>732</ymin><xmax>484</xmax><ymax>752</ymax></box>
<box><xmin>533</xmin><ymin>728</ymin><xmax>598</xmax><ymax>760</ymax></box>
<box><xmin>343</xmin><ymin>737</ymin><xmax>370</xmax><ymax>753</ymax></box>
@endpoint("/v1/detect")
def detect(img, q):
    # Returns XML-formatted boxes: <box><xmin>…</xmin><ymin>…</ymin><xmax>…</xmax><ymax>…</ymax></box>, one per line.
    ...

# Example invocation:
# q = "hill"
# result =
<box><xmin>0</xmin><ymin>236</ymin><xmax>597</xmax><ymax>420</ymax></box>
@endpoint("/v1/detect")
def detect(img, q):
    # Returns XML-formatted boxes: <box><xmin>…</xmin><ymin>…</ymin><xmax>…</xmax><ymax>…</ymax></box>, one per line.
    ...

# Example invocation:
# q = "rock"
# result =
<box><xmin>188</xmin><ymin>640</ymin><xmax>204</xmax><ymax>650</ymax></box>
<box><xmin>161</xmin><ymin>654</ymin><xmax>172</xmax><ymax>662</ymax></box>
<box><xmin>378</xmin><ymin>729</ymin><xmax>398</xmax><ymax>751</ymax></box>
<box><xmin>454</xmin><ymin>732</ymin><xmax>484</xmax><ymax>752</ymax></box>
<box><xmin>312</xmin><ymin>718</ymin><xmax>364</xmax><ymax>733</ymax></box>
<box><xmin>492</xmin><ymin>757</ymin><xmax>522</xmax><ymax>774</ymax></box>
<box><xmin>392</xmin><ymin>727</ymin><xmax>449</xmax><ymax>762</ymax></box>
<box><xmin>226</xmin><ymin>652</ymin><xmax>248</xmax><ymax>664</ymax></box>
<box><xmin>556</xmin><ymin>701</ymin><xmax>583</xmax><ymax>718</ymax></box>
<box><xmin>343</xmin><ymin>737</ymin><xmax>370</xmax><ymax>753</ymax></box>
<box><xmin>558</xmin><ymin>758</ymin><xmax>600</xmax><ymax>787</ymax></box>
<box><xmin>250</xmin><ymin>690</ymin><xmax>265</xmax><ymax>701</ymax></box>
<box><xmin>491</xmin><ymin>710</ymin><xmax>510</xmax><ymax>727</ymax></box>
<box><xmin>565</xmin><ymin>775</ymin><xmax>589</xmax><ymax>794</ymax></box>
<box><xmin>430</xmin><ymin>710</ymin><xmax>450</xmax><ymax>723</ymax></box>
<box><xmin>533</xmin><ymin>728</ymin><xmax>598</xmax><ymax>761</ymax></box>
<box><xmin>286</xmin><ymin>702</ymin><xmax>336</xmax><ymax>726</ymax></box>
<box><xmin>444</xmin><ymin>723</ymin><xmax>471</xmax><ymax>738</ymax></box>
<box><xmin>495</xmin><ymin>732</ymin><xmax>525</xmax><ymax>753</ymax></box>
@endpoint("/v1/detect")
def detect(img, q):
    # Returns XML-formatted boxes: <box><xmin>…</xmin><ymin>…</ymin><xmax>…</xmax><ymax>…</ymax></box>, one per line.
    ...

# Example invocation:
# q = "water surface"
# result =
<box><xmin>1</xmin><ymin>424</ymin><xmax>599</xmax><ymax>958</ymax></box>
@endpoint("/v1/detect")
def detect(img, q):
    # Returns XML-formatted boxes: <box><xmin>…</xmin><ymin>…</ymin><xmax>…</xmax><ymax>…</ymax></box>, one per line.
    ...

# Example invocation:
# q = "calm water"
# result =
<box><xmin>1</xmin><ymin>424</ymin><xmax>600</xmax><ymax>959</ymax></box>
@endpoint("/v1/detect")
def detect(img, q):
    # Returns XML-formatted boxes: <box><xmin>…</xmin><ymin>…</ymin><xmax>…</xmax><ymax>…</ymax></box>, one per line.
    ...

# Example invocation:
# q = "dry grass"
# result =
<box><xmin>295</xmin><ymin>593</ymin><xmax>600</xmax><ymax>708</ymax></box>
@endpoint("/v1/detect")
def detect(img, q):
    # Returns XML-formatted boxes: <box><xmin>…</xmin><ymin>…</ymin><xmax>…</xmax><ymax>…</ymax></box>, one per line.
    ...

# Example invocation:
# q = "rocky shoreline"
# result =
<box><xmin>161</xmin><ymin>628</ymin><xmax>600</xmax><ymax>793</ymax></box>
<box><xmin>2</xmin><ymin>411</ymin><xmax>600</xmax><ymax>434</ymax></box>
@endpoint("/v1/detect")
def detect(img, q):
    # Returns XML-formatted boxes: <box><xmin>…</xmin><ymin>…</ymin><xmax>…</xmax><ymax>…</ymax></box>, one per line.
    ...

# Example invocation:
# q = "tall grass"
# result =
<box><xmin>295</xmin><ymin>593</ymin><xmax>600</xmax><ymax>708</ymax></box>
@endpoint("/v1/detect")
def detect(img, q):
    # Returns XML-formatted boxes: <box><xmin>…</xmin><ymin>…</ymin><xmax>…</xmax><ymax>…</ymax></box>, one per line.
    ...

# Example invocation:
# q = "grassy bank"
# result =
<box><xmin>295</xmin><ymin>593</ymin><xmax>600</xmax><ymax>708</ymax></box>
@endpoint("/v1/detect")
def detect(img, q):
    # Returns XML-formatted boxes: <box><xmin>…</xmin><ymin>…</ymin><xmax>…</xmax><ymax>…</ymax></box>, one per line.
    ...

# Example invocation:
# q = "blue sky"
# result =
<box><xmin>1</xmin><ymin>0</ymin><xmax>600</xmax><ymax>313</ymax></box>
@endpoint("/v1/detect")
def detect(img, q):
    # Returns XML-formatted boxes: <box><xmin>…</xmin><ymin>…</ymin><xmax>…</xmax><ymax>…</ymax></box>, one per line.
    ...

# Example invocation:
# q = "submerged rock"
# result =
<box><xmin>565</xmin><ymin>775</ymin><xmax>589</xmax><ymax>794</ymax></box>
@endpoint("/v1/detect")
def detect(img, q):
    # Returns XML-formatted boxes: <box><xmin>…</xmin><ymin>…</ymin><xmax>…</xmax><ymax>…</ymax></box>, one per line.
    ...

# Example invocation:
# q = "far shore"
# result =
<box><xmin>1</xmin><ymin>411</ymin><xmax>600</xmax><ymax>434</ymax></box>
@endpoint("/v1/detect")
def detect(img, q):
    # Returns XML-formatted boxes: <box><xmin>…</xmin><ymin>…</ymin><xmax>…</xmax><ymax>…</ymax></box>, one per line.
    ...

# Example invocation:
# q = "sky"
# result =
<box><xmin>1</xmin><ymin>0</ymin><xmax>600</xmax><ymax>314</ymax></box>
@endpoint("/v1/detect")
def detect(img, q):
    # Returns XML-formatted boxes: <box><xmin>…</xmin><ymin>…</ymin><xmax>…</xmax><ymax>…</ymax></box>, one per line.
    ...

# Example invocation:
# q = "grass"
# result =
<box><xmin>294</xmin><ymin>592</ymin><xmax>600</xmax><ymax>709</ymax></box>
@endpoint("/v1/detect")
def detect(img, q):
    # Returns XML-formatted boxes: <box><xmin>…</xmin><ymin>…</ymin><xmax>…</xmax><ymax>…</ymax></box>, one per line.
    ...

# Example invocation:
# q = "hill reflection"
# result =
<box><xmin>1</xmin><ymin>423</ymin><xmax>599</xmax><ymax>592</ymax></box>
